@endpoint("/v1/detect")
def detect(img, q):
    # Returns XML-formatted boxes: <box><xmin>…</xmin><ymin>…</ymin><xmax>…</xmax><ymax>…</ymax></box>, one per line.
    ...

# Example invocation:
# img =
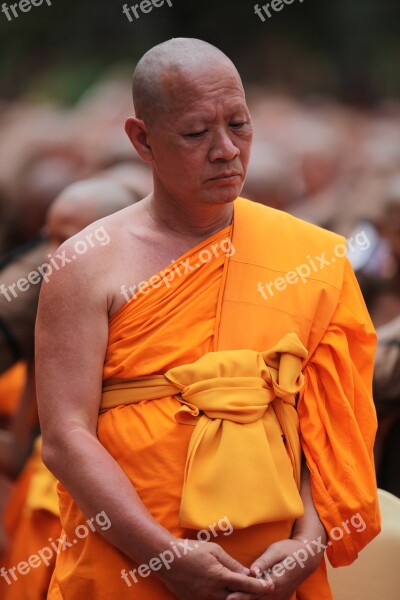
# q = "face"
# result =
<box><xmin>133</xmin><ymin>62</ymin><xmax>253</xmax><ymax>207</ymax></box>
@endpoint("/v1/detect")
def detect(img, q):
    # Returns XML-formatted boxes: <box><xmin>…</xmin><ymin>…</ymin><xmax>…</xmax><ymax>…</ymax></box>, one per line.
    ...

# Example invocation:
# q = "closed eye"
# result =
<box><xmin>230</xmin><ymin>122</ymin><xmax>246</xmax><ymax>129</ymax></box>
<box><xmin>185</xmin><ymin>130</ymin><xmax>207</xmax><ymax>138</ymax></box>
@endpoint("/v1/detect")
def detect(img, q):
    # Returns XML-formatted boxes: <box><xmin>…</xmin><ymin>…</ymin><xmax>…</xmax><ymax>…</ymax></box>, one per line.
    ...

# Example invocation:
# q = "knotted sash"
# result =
<box><xmin>101</xmin><ymin>332</ymin><xmax>307</xmax><ymax>529</ymax></box>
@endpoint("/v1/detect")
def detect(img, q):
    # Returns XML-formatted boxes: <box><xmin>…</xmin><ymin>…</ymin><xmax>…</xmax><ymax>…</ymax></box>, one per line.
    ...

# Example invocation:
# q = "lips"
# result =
<box><xmin>209</xmin><ymin>173</ymin><xmax>241</xmax><ymax>180</ymax></box>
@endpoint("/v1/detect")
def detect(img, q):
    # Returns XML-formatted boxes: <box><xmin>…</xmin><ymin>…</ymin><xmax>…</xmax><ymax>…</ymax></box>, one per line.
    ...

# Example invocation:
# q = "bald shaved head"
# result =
<box><xmin>132</xmin><ymin>38</ymin><xmax>240</xmax><ymax>123</ymax></box>
<box><xmin>46</xmin><ymin>178</ymin><xmax>136</xmax><ymax>249</ymax></box>
<box><xmin>50</xmin><ymin>178</ymin><xmax>134</xmax><ymax>219</ymax></box>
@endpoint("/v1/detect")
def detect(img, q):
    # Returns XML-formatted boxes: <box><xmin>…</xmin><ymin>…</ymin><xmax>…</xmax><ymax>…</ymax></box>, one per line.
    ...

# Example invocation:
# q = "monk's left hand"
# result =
<box><xmin>224</xmin><ymin>537</ymin><xmax>325</xmax><ymax>600</ymax></box>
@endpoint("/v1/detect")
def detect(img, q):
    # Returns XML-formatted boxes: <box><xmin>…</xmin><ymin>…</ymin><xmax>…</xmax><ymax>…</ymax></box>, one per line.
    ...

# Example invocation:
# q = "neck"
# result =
<box><xmin>146</xmin><ymin>189</ymin><xmax>234</xmax><ymax>239</ymax></box>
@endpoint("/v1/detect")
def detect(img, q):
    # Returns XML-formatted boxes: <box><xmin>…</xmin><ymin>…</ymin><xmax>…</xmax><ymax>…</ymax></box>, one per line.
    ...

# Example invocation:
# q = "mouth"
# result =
<box><xmin>208</xmin><ymin>173</ymin><xmax>242</xmax><ymax>183</ymax></box>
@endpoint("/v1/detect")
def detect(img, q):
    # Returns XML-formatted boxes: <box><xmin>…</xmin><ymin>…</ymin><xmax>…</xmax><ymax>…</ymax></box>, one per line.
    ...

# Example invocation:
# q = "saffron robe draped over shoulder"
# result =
<box><xmin>48</xmin><ymin>198</ymin><xmax>379</xmax><ymax>600</ymax></box>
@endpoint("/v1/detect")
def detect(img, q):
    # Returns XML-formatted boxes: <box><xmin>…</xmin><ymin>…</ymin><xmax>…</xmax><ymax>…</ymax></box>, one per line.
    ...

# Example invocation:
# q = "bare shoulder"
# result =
<box><xmin>39</xmin><ymin>203</ymin><xmax>145</xmax><ymax>316</ymax></box>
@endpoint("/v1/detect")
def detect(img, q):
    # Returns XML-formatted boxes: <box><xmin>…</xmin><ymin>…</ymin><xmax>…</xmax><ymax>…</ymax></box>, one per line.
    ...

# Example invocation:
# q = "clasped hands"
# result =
<box><xmin>160</xmin><ymin>534</ymin><xmax>326</xmax><ymax>600</ymax></box>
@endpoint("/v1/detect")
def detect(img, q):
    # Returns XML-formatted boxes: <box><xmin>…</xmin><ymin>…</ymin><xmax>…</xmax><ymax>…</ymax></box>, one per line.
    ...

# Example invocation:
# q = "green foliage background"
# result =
<box><xmin>0</xmin><ymin>0</ymin><xmax>399</xmax><ymax>104</ymax></box>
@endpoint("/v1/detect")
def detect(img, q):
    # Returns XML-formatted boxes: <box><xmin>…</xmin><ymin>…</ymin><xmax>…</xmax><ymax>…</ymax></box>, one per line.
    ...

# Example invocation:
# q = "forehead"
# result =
<box><xmin>161</xmin><ymin>64</ymin><xmax>248</xmax><ymax>118</ymax></box>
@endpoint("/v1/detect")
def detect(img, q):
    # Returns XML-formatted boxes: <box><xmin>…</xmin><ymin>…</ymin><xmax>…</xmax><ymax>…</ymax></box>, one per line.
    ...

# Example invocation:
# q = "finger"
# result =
<box><xmin>250</xmin><ymin>544</ymin><xmax>288</xmax><ymax>577</ymax></box>
<box><xmin>213</xmin><ymin>545</ymin><xmax>250</xmax><ymax>575</ymax></box>
<box><xmin>223</xmin><ymin>570</ymin><xmax>274</xmax><ymax>595</ymax></box>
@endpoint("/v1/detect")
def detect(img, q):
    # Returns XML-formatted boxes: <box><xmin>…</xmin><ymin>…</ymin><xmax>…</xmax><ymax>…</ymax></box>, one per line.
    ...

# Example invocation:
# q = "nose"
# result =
<box><xmin>208</xmin><ymin>128</ymin><xmax>240</xmax><ymax>162</ymax></box>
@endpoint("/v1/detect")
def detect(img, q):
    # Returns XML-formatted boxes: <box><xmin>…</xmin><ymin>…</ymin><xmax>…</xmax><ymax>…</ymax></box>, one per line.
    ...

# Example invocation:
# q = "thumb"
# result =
<box><xmin>212</xmin><ymin>544</ymin><xmax>250</xmax><ymax>575</ymax></box>
<box><xmin>249</xmin><ymin>542</ymin><xmax>289</xmax><ymax>577</ymax></box>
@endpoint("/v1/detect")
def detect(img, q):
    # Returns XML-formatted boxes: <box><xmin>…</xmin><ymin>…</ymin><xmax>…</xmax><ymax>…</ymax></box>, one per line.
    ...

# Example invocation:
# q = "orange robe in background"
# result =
<box><xmin>0</xmin><ymin>362</ymin><xmax>26</xmax><ymax>420</ymax></box>
<box><xmin>48</xmin><ymin>198</ymin><xmax>380</xmax><ymax>600</ymax></box>
<box><xmin>0</xmin><ymin>362</ymin><xmax>59</xmax><ymax>600</ymax></box>
<box><xmin>1</xmin><ymin>438</ymin><xmax>60</xmax><ymax>600</ymax></box>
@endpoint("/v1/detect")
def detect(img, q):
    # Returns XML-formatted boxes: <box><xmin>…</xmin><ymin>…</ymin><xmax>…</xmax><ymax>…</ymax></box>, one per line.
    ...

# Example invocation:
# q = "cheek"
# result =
<box><xmin>171</xmin><ymin>147</ymin><xmax>205</xmax><ymax>176</ymax></box>
<box><xmin>157</xmin><ymin>140</ymin><xmax>200</xmax><ymax>168</ymax></box>
<box><xmin>239</xmin><ymin>141</ymin><xmax>252</xmax><ymax>169</ymax></box>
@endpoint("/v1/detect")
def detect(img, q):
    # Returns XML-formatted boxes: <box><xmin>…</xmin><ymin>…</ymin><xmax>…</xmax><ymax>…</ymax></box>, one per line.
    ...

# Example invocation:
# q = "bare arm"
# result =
<box><xmin>35</xmin><ymin>238</ymin><xmax>174</xmax><ymax>564</ymax></box>
<box><xmin>291</xmin><ymin>459</ymin><xmax>328</xmax><ymax>546</ymax></box>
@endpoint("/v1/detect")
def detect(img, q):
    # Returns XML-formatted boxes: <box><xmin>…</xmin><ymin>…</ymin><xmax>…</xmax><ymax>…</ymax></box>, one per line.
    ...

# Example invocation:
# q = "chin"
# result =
<box><xmin>201</xmin><ymin>186</ymin><xmax>243</xmax><ymax>205</ymax></box>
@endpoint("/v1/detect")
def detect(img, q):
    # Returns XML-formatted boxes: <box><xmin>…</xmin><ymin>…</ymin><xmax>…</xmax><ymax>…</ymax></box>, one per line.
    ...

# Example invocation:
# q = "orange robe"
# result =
<box><xmin>1</xmin><ymin>438</ymin><xmax>60</xmax><ymax>600</ymax></box>
<box><xmin>0</xmin><ymin>362</ymin><xmax>26</xmax><ymax>420</ymax></box>
<box><xmin>48</xmin><ymin>198</ymin><xmax>379</xmax><ymax>599</ymax></box>
<box><xmin>0</xmin><ymin>364</ymin><xmax>59</xmax><ymax>600</ymax></box>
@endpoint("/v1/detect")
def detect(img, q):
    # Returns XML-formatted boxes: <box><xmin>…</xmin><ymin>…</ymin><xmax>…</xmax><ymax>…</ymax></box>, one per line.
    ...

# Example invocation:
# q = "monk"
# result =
<box><xmin>35</xmin><ymin>38</ymin><xmax>380</xmax><ymax>600</ymax></box>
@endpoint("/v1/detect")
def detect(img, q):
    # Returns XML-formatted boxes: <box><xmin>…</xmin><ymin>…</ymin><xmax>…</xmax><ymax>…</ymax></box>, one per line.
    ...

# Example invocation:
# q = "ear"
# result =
<box><xmin>125</xmin><ymin>117</ymin><xmax>153</xmax><ymax>163</ymax></box>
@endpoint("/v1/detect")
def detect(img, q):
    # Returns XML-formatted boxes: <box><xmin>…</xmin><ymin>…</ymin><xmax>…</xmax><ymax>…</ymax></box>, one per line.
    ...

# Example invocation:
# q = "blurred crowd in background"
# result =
<box><xmin>1</xmin><ymin>71</ymin><xmax>400</xmax><ymax>485</ymax></box>
<box><xmin>1</xmin><ymin>0</ymin><xmax>400</xmax><ymax>592</ymax></box>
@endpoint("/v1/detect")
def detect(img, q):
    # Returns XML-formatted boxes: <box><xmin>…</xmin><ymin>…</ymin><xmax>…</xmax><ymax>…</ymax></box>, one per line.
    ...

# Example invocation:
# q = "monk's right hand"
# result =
<box><xmin>159</xmin><ymin>538</ymin><xmax>272</xmax><ymax>599</ymax></box>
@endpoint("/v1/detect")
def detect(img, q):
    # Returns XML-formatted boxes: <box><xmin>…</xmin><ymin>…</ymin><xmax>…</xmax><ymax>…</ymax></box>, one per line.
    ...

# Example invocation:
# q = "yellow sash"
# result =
<box><xmin>101</xmin><ymin>332</ymin><xmax>307</xmax><ymax>529</ymax></box>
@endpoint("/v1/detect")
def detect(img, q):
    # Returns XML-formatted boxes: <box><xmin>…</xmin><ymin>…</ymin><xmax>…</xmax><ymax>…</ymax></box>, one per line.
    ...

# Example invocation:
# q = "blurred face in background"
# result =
<box><xmin>381</xmin><ymin>204</ymin><xmax>400</xmax><ymax>267</ymax></box>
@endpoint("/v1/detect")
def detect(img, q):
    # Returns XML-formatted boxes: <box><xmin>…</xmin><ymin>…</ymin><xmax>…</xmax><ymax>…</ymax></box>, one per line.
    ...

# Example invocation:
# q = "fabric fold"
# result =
<box><xmin>298</xmin><ymin>260</ymin><xmax>380</xmax><ymax>566</ymax></box>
